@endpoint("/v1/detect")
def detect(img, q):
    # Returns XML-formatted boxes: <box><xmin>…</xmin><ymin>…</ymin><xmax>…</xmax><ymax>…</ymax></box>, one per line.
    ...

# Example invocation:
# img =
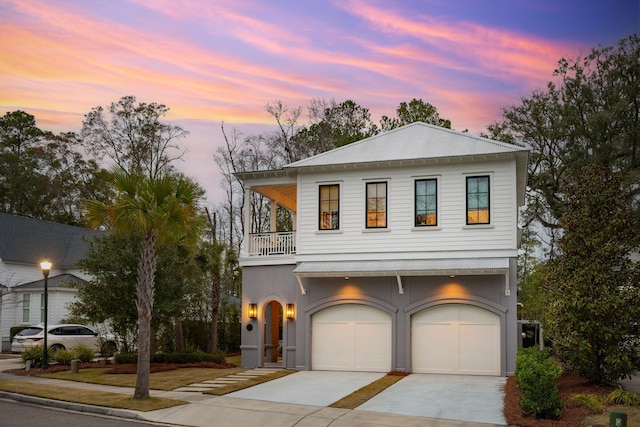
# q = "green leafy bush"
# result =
<box><xmin>608</xmin><ymin>387</ymin><xmax>640</xmax><ymax>406</ymax></box>
<box><xmin>570</xmin><ymin>393</ymin><xmax>605</xmax><ymax>413</ymax></box>
<box><xmin>19</xmin><ymin>344</ymin><xmax>47</xmax><ymax>368</ymax></box>
<box><xmin>10</xmin><ymin>326</ymin><xmax>28</xmax><ymax>342</ymax></box>
<box><xmin>115</xmin><ymin>351</ymin><xmax>226</xmax><ymax>365</ymax></box>
<box><xmin>52</xmin><ymin>349</ymin><xmax>76</xmax><ymax>365</ymax></box>
<box><xmin>515</xmin><ymin>347</ymin><xmax>563</xmax><ymax>419</ymax></box>
<box><xmin>74</xmin><ymin>345</ymin><xmax>96</xmax><ymax>363</ymax></box>
<box><xmin>99</xmin><ymin>340</ymin><xmax>118</xmax><ymax>358</ymax></box>
<box><xmin>114</xmin><ymin>352</ymin><xmax>137</xmax><ymax>364</ymax></box>
<box><xmin>152</xmin><ymin>351</ymin><xmax>226</xmax><ymax>364</ymax></box>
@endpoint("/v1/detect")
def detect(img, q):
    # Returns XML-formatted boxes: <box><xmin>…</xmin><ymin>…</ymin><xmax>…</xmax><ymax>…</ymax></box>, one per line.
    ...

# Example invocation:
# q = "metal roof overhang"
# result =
<box><xmin>293</xmin><ymin>258</ymin><xmax>511</xmax><ymax>295</ymax></box>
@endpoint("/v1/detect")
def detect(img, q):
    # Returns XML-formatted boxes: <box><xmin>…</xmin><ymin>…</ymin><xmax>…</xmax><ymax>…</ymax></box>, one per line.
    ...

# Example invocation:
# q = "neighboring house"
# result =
<box><xmin>0</xmin><ymin>213</ymin><xmax>98</xmax><ymax>351</ymax></box>
<box><xmin>236</xmin><ymin>122</ymin><xmax>529</xmax><ymax>376</ymax></box>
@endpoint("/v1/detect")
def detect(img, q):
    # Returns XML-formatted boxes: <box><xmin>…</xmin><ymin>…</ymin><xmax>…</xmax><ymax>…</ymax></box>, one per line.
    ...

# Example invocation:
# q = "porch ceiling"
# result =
<box><xmin>252</xmin><ymin>184</ymin><xmax>297</xmax><ymax>212</ymax></box>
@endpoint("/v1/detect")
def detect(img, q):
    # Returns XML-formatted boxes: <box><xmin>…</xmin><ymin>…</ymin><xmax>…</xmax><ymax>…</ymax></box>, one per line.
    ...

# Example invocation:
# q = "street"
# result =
<box><xmin>0</xmin><ymin>399</ymin><xmax>178</xmax><ymax>427</ymax></box>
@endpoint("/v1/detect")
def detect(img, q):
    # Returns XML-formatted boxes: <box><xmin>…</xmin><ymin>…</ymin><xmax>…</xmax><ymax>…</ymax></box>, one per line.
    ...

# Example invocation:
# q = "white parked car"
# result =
<box><xmin>11</xmin><ymin>324</ymin><xmax>117</xmax><ymax>355</ymax></box>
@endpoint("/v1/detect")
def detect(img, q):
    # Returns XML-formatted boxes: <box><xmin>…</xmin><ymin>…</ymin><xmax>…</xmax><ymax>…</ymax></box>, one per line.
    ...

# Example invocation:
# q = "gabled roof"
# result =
<box><xmin>285</xmin><ymin>122</ymin><xmax>528</xmax><ymax>169</ymax></box>
<box><xmin>0</xmin><ymin>213</ymin><xmax>101</xmax><ymax>269</ymax></box>
<box><xmin>14</xmin><ymin>273</ymin><xmax>86</xmax><ymax>290</ymax></box>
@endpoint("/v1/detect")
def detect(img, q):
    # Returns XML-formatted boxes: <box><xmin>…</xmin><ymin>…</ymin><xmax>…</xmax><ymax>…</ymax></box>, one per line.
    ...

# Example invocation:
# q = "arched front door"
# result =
<box><xmin>262</xmin><ymin>300</ymin><xmax>283</xmax><ymax>366</ymax></box>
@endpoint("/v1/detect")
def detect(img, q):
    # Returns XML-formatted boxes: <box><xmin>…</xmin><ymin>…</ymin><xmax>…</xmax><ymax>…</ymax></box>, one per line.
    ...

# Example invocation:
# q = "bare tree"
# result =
<box><xmin>82</xmin><ymin>95</ymin><xmax>187</xmax><ymax>179</ymax></box>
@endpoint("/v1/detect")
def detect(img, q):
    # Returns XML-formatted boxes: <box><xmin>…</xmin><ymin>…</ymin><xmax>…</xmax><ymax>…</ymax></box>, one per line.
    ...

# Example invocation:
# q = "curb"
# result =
<box><xmin>0</xmin><ymin>390</ymin><xmax>146</xmax><ymax>421</ymax></box>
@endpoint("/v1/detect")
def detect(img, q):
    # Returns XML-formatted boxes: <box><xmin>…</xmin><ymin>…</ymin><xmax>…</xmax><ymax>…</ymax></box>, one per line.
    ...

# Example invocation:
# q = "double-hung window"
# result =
<box><xmin>366</xmin><ymin>182</ymin><xmax>387</xmax><ymax>228</ymax></box>
<box><xmin>415</xmin><ymin>179</ymin><xmax>437</xmax><ymax>226</ymax></box>
<box><xmin>40</xmin><ymin>293</ymin><xmax>45</xmax><ymax>322</ymax></box>
<box><xmin>466</xmin><ymin>175</ymin><xmax>490</xmax><ymax>224</ymax></box>
<box><xmin>319</xmin><ymin>184</ymin><xmax>340</xmax><ymax>230</ymax></box>
<box><xmin>22</xmin><ymin>294</ymin><xmax>30</xmax><ymax>323</ymax></box>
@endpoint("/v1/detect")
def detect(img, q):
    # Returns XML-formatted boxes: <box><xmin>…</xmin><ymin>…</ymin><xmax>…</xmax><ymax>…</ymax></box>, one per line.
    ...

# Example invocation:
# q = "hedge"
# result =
<box><xmin>514</xmin><ymin>347</ymin><xmax>563</xmax><ymax>419</ymax></box>
<box><xmin>115</xmin><ymin>350</ymin><xmax>226</xmax><ymax>365</ymax></box>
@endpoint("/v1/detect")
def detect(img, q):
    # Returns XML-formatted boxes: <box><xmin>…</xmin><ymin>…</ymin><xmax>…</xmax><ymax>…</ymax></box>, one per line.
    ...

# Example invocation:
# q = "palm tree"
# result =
<box><xmin>85</xmin><ymin>170</ymin><xmax>203</xmax><ymax>399</ymax></box>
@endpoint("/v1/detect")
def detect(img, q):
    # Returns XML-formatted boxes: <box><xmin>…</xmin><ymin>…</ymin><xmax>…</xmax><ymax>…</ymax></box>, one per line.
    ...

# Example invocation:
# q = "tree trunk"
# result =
<box><xmin>175</xmin><ymin>316</ymin><xmax>184</xmax><ymax>352</ymax></box>
<box><xmin>210</xmin><ymin>276</ymin><xmax>221</xmax><ymax>352</ymax></box>
<box><xmin>134</xmin><ymin>230</ymin><xmax>157</xmax><ymax>400</ymax></box>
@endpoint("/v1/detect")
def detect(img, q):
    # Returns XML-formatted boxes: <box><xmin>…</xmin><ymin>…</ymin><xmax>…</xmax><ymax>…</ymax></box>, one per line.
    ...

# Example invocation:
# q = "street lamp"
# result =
<box><xmin>40</xmin><ymin>260</ymin><xmax>51</xmax><ymax>370</ymax></box>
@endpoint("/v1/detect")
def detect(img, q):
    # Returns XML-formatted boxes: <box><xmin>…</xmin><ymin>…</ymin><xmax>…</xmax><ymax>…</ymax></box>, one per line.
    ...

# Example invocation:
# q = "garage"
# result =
<box><xmin>312</xmin><ymin>304</ymin><xmax>391</xmax><ymax>372</ymax></box>
<box><xmin>412</xmin><ymin>304</ymin><xmax>500</xmax><ymax>375</ymax></box>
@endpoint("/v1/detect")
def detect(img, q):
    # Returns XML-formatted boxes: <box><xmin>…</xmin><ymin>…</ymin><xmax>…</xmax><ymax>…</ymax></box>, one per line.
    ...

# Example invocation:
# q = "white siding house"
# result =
<box><xmin>0</xmin><ymin>213</ymin><xmax>98</xmax><ymax>351</ymax></box>
<box><xmin>236</xmin><ymin>122</ymin><xmax>529</xmax><ymax>376</ymax></box>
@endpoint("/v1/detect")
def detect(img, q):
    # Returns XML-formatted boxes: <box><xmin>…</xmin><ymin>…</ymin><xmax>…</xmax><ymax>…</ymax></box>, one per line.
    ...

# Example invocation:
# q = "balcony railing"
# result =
<box><xmin>248</xmin><ymin>231</ymin><xmax>296</xmax><ymax>256</ymax></box>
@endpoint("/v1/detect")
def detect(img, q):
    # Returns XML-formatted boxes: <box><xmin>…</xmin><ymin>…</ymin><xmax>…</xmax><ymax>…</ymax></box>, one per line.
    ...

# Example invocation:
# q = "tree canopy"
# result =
<box><xmin>85</xmin><ymin>169</ymin><xmax>204</xmax><ymax>399</ymax></box>
<box><xmin>543</xmin><ymin>165</ymin><xmax>640</xmax><ymax>383</ymax></box>
<box><xmin>506</xmin><ymin>34</ymin><xmax>640</xmax><ymax>384</ymax></box>
<box><xmin>82</xmin><ymin>95</ymin><xmax>188</xmax><ymax>180</ymax></box>
<box><xmin>0</xmin><ymin>111</ymin><xmax>111</xmax><ymax>225</ymax></box>
<box><xmin>500</xmin><ymin>34</ymin><xmax>640</xmax><ymax>239</ymax></box>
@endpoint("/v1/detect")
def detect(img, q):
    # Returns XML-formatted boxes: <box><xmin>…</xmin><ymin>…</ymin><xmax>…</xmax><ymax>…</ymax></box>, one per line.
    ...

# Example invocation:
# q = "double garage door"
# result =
<box><xmin>312</xmin><ymin>303</ymin><xmax>500</xmax><ymax>375</ymax></box>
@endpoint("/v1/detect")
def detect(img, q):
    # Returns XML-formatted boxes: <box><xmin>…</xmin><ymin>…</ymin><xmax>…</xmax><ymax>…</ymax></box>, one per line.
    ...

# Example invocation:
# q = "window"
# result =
<box><xmin>366</xmin><ymin>182</ymin><xmax>387</xmax><ymax>228</ymax></box>
<box><xmin>467</xmin><ymin>176</ymin><xmax>490</xmax><ymax>224</ymax></box>
<box><xmin>319</xmin><ymin>184</ymin><xmax>340</xmax><ymax>230</ymax></box>
<box><xmin>415</xmin><ymin>179</ymin><xmax>437</xmax><ymax>226</ymax></box>
<box><xmin>40</xmin><ymin>293</ymin><xmax>45</xmax><ymax>322</ymax></box>
<box><xmin>22</xmin><ymin>294</ymin><xmax>30</xmax><ymax>323</ymax></box>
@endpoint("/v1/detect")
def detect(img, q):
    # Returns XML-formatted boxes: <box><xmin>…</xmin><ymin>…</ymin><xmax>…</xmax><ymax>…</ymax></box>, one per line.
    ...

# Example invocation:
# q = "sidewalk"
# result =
<box><xmin>0</xmin><ymin>357</ymin><xmax>492</xmax><ymax>427</ymax></box>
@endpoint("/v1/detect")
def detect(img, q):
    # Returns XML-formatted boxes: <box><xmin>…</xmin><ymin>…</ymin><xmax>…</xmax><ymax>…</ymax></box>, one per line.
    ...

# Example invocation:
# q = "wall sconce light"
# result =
<box><xmin>248</xmin><ymin>303</ymin><xmax>257</xmax><ymax>319</ymax></box>
<box><xmin>285</xmin><ymin>303</ymin><xmax>295</xmax><ymax>319</ymax></box>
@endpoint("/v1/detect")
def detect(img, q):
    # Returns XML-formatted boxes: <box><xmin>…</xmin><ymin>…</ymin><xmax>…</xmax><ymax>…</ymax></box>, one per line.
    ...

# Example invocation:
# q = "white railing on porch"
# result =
<box><xmin>248</xmin><ymin>231</ymin><xmax>296</xmax><ymax>256</ymax></box>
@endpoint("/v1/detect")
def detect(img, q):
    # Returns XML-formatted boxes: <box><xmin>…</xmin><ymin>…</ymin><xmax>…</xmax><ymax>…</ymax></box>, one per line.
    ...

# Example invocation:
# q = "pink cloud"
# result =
<box><xmin>334</xmin><ymin>0</ymin><xmax>576</xmax><ymax>84</ymax></box>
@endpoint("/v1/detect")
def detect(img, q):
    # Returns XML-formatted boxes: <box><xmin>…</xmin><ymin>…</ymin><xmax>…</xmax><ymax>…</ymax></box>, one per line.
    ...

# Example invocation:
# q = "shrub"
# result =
<box><xmin>115</xmin><ymin>352</ymin><xmax>137</xmax><ymax>364</ymax></box>
<box><xmin>608</xmin><ymin>387</ymin><xmax>640</xmax><ymax>406</ymax></box>
<box><xmin>74</xmin><ymin>345</ymin><xmax>96</xmax><ymax>363</ymax></box>
<box><xmin>10</xmin><ymin>326</ymin><xmax>28</xmax><ymax>342</ymax></box>
<box><xmin>115</xmin><ymin>351</ymin><xmax>226</xmax><ymax>365</ymax></box>
<box><xmin>52</xmin><ymin>349</ymin><xmax>75</xmax><ymax>365</ymax></box>
<box><xmin>99</xmin><ymin>340</ymin><xmax>117</xmax><ymax>358</ymax></box>
<box><xmin>515</xmin><ymin>347</ymin><xmax>563</xmax><ymax>419</ymax></box>
<box><xmin>151</xmin><ymin>351</ymin><xmax>226</xmax><ymax>364</ymax></box>
<box><xmin>570</xmin><ymin>393</ymin><xmax>606</xmax><ymax>413</ymax></box>
<box><xmin>19</xmin><ymin>344</ymin><xmax>47</xmax><ymax>368</ymax></box>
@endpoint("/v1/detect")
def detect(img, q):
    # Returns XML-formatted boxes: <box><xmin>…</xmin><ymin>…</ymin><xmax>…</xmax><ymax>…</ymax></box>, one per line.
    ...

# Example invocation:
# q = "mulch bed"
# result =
<box><xmin>504</xmin><ymin>370</ymin><xmax>615</xmax><ymax>427</ymax></box>
<box><xmin>5</xmin><ymin>361</ymin><xmax>235</xmax><ymax>376</ymax></box>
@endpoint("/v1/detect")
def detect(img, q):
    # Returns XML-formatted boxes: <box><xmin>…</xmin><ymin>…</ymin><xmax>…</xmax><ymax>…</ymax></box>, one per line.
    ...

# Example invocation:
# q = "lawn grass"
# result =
<box><xmin>0</xmin><ymin>378</ymin><xmax>187</xmax><ymax>411</ymax></box>
<box><xmin>43</xmin><ymin>366</ymin><xmax>245</xmax><ymax>390</ymax></box>
<box><xmin>583</xmin><ymin>406</ymin><xmax>640</xmax><ymax>427</ymax></box>
<box><xmin>329</xmin><ymin>374</ymin><xmax>405</xmax><ymax>409</ymax></box>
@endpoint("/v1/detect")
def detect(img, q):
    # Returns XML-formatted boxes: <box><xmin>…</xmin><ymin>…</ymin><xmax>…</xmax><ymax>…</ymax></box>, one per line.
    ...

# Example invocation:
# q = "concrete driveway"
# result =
<box><xmin>227</xmin><ymin>371</ymin><xmax>506</xmax><ymax>425</ymax></box>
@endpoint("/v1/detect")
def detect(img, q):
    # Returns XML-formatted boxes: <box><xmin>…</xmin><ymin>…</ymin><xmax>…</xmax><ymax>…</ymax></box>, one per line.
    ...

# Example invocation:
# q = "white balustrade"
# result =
<box><xmin>248</xmin><ymin>231</ymin><xmax>296</xmax><ymax>256</ymax></box>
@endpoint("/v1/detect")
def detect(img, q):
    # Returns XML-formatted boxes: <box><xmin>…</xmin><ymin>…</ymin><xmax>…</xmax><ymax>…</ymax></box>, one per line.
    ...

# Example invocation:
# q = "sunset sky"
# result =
<box><xmin>1</xmin><ymin>0</ymin><xmax>638</xmax><ymax>203</ymax></box>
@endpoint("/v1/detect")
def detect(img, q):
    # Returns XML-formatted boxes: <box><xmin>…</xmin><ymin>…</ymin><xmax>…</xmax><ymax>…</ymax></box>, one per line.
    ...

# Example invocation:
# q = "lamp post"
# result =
<box><xmin>40</xmin><ymin>260</ymin><xmax>51</xmax><ymax>370</ymax></box>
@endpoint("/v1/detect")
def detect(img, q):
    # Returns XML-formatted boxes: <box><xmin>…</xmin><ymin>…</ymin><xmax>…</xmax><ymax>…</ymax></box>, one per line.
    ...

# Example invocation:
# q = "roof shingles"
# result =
<box><xmin>0</xmin><ymin>213</ymin><xmax>100</xmax><ymax>269</ymax></box>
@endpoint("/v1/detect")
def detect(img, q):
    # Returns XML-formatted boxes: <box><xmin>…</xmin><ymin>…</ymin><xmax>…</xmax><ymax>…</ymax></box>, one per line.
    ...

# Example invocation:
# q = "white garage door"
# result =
<box><xmin>412</xmin><ymin>304</ymin><xmax>500</xmax><ymax>375</ymax></box>
<box><xmin>312</xmin><ymin>304</ymin><xmax>391</xmax><ymax>372</ymax></box>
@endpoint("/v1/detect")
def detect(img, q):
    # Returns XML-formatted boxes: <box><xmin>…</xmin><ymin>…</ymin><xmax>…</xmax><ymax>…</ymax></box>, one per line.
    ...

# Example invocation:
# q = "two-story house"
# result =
<box><xmin>236</xmin><ymin>122</ymin><xmax>529</xmax><ymax>376</ymax></box>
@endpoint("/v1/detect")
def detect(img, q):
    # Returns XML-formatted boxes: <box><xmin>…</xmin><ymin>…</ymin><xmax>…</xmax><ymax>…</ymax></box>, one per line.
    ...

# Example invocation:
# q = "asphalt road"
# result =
<box><xmin>0</xmin><ymin>399</ymin><xmax>176</xmax><ymax>427</ymax></box>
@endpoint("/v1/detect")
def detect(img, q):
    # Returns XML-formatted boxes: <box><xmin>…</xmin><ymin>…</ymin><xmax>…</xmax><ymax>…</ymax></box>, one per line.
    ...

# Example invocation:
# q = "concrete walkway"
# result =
<box><xmin>0</xmin><ymin>357</ymin><xmax>502</xmax><ymax>426</ymax></box>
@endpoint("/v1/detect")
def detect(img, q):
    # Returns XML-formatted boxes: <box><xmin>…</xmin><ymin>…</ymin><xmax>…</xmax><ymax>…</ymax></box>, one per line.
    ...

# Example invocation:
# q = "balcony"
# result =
<box><xmin>248</xmin><ymin>231</ymin><xmax>296</xmax><ymax>256</ymax></box>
